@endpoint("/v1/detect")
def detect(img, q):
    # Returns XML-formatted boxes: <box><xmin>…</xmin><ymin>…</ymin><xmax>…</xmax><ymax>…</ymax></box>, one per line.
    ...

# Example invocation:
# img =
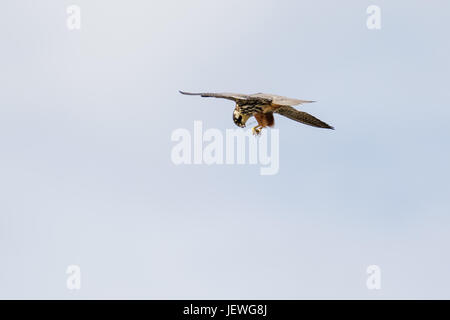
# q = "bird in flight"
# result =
<box><xmin>179</xmin><ymin>91</ymin><xmax>334</xmax><ymax>135</ymax></box>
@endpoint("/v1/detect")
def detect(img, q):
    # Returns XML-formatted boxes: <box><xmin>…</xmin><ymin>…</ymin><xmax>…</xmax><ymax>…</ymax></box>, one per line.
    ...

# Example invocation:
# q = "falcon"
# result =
<box><xmin>179</xmin><ymin>91</ymin><xmax>334</xmax><ymax>135</ymax></box>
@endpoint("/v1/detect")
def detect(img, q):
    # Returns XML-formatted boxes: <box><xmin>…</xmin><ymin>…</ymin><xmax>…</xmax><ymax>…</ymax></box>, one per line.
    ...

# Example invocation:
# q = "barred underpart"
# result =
<box><xmin>238</xmin><ymin>104</ymin><xmax>263</xmax><ymax>115</ymax></box>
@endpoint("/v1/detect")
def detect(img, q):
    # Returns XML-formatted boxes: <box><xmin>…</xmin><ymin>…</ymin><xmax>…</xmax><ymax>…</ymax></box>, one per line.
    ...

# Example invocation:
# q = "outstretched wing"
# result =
<box><xmin>180</xmin><ymin>91</ymin><xmax>315</xmax><ymax>106</ymax></box>
<box><xmin>275</xmin><ymin>106</ymin><xmax>334</xmax><ymax>129</ymax></box>
<box><xmin>250</xmin><ymin>93</ymin><xmax>315</xmax><ymax>106</ymax></box>
<box><xmin>179</xmin><ymin>91</ymin><xmax>249</xmax><ymax>102</ymax></box>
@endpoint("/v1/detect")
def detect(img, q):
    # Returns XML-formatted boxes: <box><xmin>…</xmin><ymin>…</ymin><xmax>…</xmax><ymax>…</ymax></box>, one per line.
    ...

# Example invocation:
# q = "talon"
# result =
<box><xmin>252</xmin><ymin>126</ymin><xmax>262</xmax><ymax>136</ymax></box>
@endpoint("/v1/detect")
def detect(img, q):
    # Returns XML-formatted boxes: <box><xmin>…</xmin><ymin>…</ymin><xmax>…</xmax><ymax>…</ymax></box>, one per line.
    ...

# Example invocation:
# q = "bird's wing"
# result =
<box><xmin>179</xmin><ymin>91</ymin><xmax>249</xmax><ymax>102</ymax></box>
<box><xmin>274</xmin><ymin>106</ymin><xmax>334</xmax><ymax>129</ymax></box>
<box><xmin>250</xmin><ymin>93</ymin><xmax>315</xmax><ymax>106</ymax></box>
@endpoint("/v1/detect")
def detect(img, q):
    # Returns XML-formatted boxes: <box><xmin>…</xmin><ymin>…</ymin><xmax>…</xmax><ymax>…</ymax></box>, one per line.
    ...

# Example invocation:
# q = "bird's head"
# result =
<box><xmin>233</xmin><ymin>109</ymin><xmax>249</xmax><ymax>128</ymax></box>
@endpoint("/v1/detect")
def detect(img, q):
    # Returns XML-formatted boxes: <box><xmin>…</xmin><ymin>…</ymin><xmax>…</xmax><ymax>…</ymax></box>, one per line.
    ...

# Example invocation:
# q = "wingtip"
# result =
<box><xmin>298</xmin><ymin>100</ymin><xmax>317</xmax><ymax>104</ymax></box>
<box><xmin>322</xmin><ymin>123</ymin><xmax>334</xmax><ymax>130</ymax></box>
<box><xmin>179</xmin><ymin>90</ymin><xmax>201</xmax><ymax>96</ymax></box>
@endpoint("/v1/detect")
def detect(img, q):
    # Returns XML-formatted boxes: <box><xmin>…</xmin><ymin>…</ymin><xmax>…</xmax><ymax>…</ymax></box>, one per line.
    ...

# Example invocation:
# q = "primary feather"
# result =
<box><xmin>274</xmin><ymin>106</ymin><xmax>334</xmax><ymax>129</ymax></box>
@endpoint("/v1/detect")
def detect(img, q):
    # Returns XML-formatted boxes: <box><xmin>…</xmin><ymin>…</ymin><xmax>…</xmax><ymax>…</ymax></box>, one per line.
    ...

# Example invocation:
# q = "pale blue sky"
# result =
<box><xmin>1</xmin><ymin>0</ymin><xmax>449</xmax><ymax>298</ymax></box>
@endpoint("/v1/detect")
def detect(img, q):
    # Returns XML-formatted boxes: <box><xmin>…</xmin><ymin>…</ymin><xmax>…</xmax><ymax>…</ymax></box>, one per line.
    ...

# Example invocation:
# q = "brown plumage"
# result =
<box><xmin>179</xmin><ymin>91</ymin><xmax>334</xmax><ymax>135</ymax></box>
<box><xmin>254</xmin><ymin>112</ymin><xmax>275</xmax><ymax>128</ymax></box>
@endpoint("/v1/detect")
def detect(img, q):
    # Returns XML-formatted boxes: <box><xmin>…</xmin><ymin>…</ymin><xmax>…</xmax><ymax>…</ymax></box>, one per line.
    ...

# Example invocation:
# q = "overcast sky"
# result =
<box><xmin>1</xmin><ymin>0</ymin><xmax>449</xmax><ymax>299</ymax></box>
